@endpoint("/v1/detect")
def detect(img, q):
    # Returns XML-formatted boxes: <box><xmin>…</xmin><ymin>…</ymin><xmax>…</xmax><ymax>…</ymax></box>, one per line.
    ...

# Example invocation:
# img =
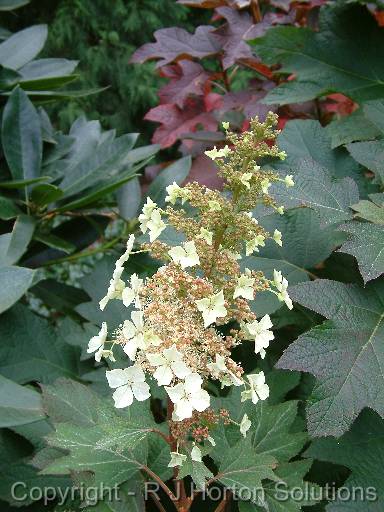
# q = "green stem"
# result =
<box><xmin>39</xmin><ymin>235</ymin><xmax>122</xmax><ymax>268</ymax></box>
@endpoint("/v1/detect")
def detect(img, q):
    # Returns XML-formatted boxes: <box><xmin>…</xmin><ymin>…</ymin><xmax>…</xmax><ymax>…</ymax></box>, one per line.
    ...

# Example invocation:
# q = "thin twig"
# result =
<box><xmin>250</xmin><ymin>0</ymin><xmax>262</xmax><ymax>23</ymax></box>
<box><xmin>150</xmin><ymin>428</ymin><xmax>172</xmax><ymax>445</ymax></box>
<box><xmin>150</xmin><ymin>491</ymin><xmax>167</xmax><ymax>512</ymax></box>
<box><xmin>39</xmin><ymin>235</ymin><xmax>122</xmax><ymax>267</ymax></box>
<box><xmin>141</xmin><ymin>465</ymin><xmax>178</xmax><ymax>506</ymax></box>
<box><xmin>214</xmin><ymin>490</ymin><xmax>231</xmax><ymax>512</ymax></box>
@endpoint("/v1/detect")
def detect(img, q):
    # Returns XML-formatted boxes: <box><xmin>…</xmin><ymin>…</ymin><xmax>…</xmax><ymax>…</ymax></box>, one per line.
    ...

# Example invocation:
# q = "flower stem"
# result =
<box><xmin>141</xmin><ymin>464</ymin><xmax>178</xmax><ymax>506</ymax></box>
<box><xmin>167</xmin><ymin>398</ymin><xmax>191</xmax><ymax>512</ymax></box>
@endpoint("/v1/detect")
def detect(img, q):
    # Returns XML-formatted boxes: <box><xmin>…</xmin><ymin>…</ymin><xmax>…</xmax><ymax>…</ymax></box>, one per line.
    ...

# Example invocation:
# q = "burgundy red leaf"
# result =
<box><xmin>158</xmin><ymin>60</ymin><xmax>210</xmax><ymax>107</ymax></box>
<box><xmin>145</xmin><ymin>98</ymin><xmax>217</xmax><ymax>148</ymax></box>
<box><xmin>130</xmin><ymin>26</ymin><xmax>221</xmax><ymax>68</ymax></box>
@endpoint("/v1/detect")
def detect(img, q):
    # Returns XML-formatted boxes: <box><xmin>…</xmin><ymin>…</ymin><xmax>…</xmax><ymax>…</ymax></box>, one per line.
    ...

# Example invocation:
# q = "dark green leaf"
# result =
<box><xmin>18</xmin><ymin>74</ymin><xmax>79</xmax><ymax>91</ymax></box>
<box><xmin>347</xmin><ymin>140</ymin><xmax>384</xmax><ymax>184</ymax></box>
<box><xmin>3</xmin><ymin>85</ymin><xmax>106</xmax><ymax>102</ymax></box>
<box><xmin>0</xmin><ymin>0</ymin><xmax>30</xmax><ymax>10</ymax></box>
<box><xmin>0</xmin><ymin>25</ymin><xmax>47</xmax><ymax>70</ymax></box>
<box><xmin>0</xmin><ymin>215</ymin><xmax>35</xmax><ymax>266</ymax></box>
<box><xmin>244</xmin><ymin>209</ymin><xmax>344</xmax><ymax>316</ymax></box>
<box><xmin>214</xmin><ymin>389</ymin><xmax>307</xmax><ymax>464</ymax></box>
<box><xmin>178</xmin><ymin>459</ymin><xmax>213</xmax><ymax>491</ymax></box>
<box><xmin>274</xmin><ymin>120</ymin><xmax>364</xmax><ymax>185</ymax></box>
<box><xmin>238</xmin><ymin>460</ymin><xmax>318</xmax><ymax>512</ymax></box>
<box><xmin>55</xmin><ymin>170</ymin><xmax>137</xmax><ymax>212</ymax></box>
<box><xmin>121</xmin><ymin>142</ymin><xmax>160</xmax><ymax>166</ymax></box>
<box><xmin>0</xmin><ymin>65</ymin><xmax>20</xmax><ymax>88</ymax></box>
<box><xmin>117</xmin><ymin>176</ymin><xmax>141</xmax><ymax>220</ymax></box>
<box><xmin>217</xmin><ymin>437</ymin><xmax>277</xmax><ymax>502</ymax></box>
<box><xmin>60</xmin><ymin>133</ymin><xmax>138</xmax><ymax>197</ymax></box>
<box><xmin>18</xmin><ymin>58</ymin><xmax>78</xmax><ymax>79</ymax></box>
<box><xmin>0</xmin><ymin>196</ymin><xmax>21</xmax><ymax>219</ymax></box>
<box><xmin>0</xmin><ymin>374</ymin><xmax>44</xmax><ymax>427</ymax></box>
<box><xmin>41</xmin><ymin>379</ymin><xmax>153</xmax><ymax>487</ymax></box>
<box><xmin>352</xmin><ymin>200</ymin><xmax>384</xmax><ymax>224</ymax></box>
<box><xmin>0</xmin><ymin>266</ymin><xmax>35</xmax><ymax>313</ymax></box>
<box><xmin>33</xmin><ymin>232</ymin><xmax>75</xmax><ymax>254</ymax></box>
<box><xmin>31</xmin><ymin>279</ymin><xmax>89</xmax><ymax>315</ymax></box>
<box><xmin>42</xmin><ymin>133</ymin><xmax>75</xmax><ymax>165</ymax></box>
<box><xmin>338</xmin><ymin>222</ymin><xmax>384</xmax><ymax>282</ymax></box>
<box><xmin>38</xmin><ymin>106</ymin><xmax>55</xmax><ymax>142</ymax></box>
<box><xmin>272</xmin><ymin>159</ymin><xmax>359</xmax><ymax>227</ymax></box>
<box><xmin>277</xmin><ymin>279</ymin><xmax>384</xmax><ymax>437</ymax></box>
<box><xmin>0</xmin><ymin>459</ymin><xmax>69</xmax><ymax>507</ymax></box>
<box><xmin>325</xmin><ymin>108</ymin><xmax>380</xmax><ymax>149</ymax></box>
<box><xmin>253</xmin><ymin>4</ymin><xmax>384</xmax><ymax>105</ymax></box>
<box><xmin>30</xmin><ymin>183</ymin><xmax>63</xmax><ymax>206</ymax></box>
<box><xmin>2</xmin><ymin>87</ymin><xmax>42</xmax><ymax>182</ymax></box>
<box><xmin>23</xmin><ymin>214</ymin><xmax>109</xmax><ymax>267</ymax></box>
<box><xmin>0</xmin><ymin>304</ymin><xmax>86</xmax><ymax>383</ymax></box>
<box><xmin>305</xmin><ymin>409</ymin><xmax>384</xmax><ymax>511</ymax></box>
<box><xmin>0</xmin><ymin>176</ymin><xmax>50</xmax><ymax>189</ymax></box>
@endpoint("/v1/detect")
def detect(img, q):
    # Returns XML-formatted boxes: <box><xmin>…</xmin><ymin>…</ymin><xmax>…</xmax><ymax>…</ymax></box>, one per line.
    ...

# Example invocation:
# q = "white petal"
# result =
<box><xmin>163</xmin><ymin>344</ymin><xmax>182</xmax><ymax>363</ymax></box>
<box><xmin>122</xmin><ymin>320</ymin><xmax>136</xmax><ymax>340</ymax></box>
<box><xmin>168</xmin><ymin>451</ymin><xmax>187</xmax><ymax>467</ymax></box>
<box><xmin>190</xmin><ymin>389</ymin><xmax>210</xmax><ymax>412</ymax></box>
<box><xmin>259</xmin><ymin>314</ymin><xmax>273</xmax><ymax>330</ymax></box>
<box><xmin>123</xmin><ymin>340</ymin><xmax>139</xmax><ymax>361</ymax></box>
<box><xmin>122</xmin><ymin>287</ymin><xmax>135</xmax><ymax>307</ymax></box>
<box><xmin>132</xmin><ymin>381</ymin><xmax>151</xmax><ymax>401</ymax></box>
<box><xmin>240</xmin><ymin>413</ymin><xmax>251</xmax><ymax>438</ymax></box>
<box><xmin>184</xmin><ymin>373</ymin><xmax>203</xmax><ymax>394</ymax></box>
<box><xmin>153</xmin><ymin>365</ymin><xmax>173</xmax><ymax>386</ymax></box>
<box><xmin>257</xmin><ymin>383</ymin><xmax>270</xmax><ymax>401</ymax></box>
<box><xmin>106</xmin><ymin>369</ymin><xmax>129</xmax><ymax>388</ymax></box>
<box><xmin>165</xmin><ymin>383</ymin><xmax>185</xmax><ymax>404</ymax></box>
<box><xmin>169</xmin><ymin>245</ymin><xmax>185</xmax><ymax>264</ymax></box>
<box><xmin>202</xmin><ymin>309</ymin><xmax>217</xmax><ymax>328</ymax></box>
<box><xmin>87</xmin><ymin>335</ymin><xmax>103</xmax><ymax>354</ymax></box>
<box><xmin>112</xmin><ymin>385</ymin><xmax>133</xmax><ymax>408</ymax></box>
<box><xmin>125</xmin><ymin>365</ymin><xmax>146</xmax><ymax>383</ymax></box>
<box><xmin>191</xmin><ymin>446</ymin><xmax>202</xmax><ymax>462</ymax></box>
<box><xmin>251</xmin><ymin>389</ymin><xmax>259</xmax><ymax>404</ymax></box>
<box><xmin>212</xmin><ymin>290</ymin><xmax>225</xmax><ymax>307</ymax></box>
<box><xmin>146</xmin><ymin>352</ymin><xmax>166</xmax><ymax>367</ymax></box>
<box><xmin>94</xmin><ymin>346</ymin><xmax>104</xmax><ymax>362</ymax></box>
<box><xmin>175</xmin><ymin>398</ymin><xmax>193</xmax><ymax>420</ymax></box>
<box><xmin>131</xmin><ymin>310</ymin><xmax>144</xmax><ymax>330</ymax></box>
<box><xmin>171</xmin><ymin>360</ymin><xmax>191</xmax><ymax>380</ymax></box>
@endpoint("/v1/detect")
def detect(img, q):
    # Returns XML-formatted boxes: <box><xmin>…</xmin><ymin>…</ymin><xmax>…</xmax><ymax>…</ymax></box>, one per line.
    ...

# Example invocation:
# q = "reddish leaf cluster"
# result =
<box><xmin>130</xmin><ymin>0</ymin><xmax>382</xmax><ymax>186</ymax></box>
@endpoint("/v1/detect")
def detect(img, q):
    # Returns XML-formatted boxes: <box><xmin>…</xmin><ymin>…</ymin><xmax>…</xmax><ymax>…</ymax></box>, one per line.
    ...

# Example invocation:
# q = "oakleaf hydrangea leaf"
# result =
<box><xmin>338</xmin><ymin>222</ymin><xmax>384</xmax><ymax>282</ymax></box>
<box><xmin>39</xmin><ymin>379</ymin><xmax>156</xmax><ymax>488</ymax></box>
<box><xmin>305</xmin><ymin>409</ymin><xmax>384</xmax><ymax>511</ymax></box>
<box><xmin>253</xmin><ymin>4</ymin><xmax>384</xmax><ymax>105</ymax></box>
<box><xmin>271</xmin><ymin>159</ymin><xmax>359</xmax><ymax>227</ymax></box>
<box><xmin>210</xmin><ymin>386</ymin><xmax>318</xmax><ymax>510</ymax></box>
<box><xmin>277</xmin><ymin>279</ymin><xmax>384</xmax><ymax>437</ymax></box>
<box><xmin>0</xmin><ymin>304</ymin><xmax>87</xmax><ymax>384</ymax></box>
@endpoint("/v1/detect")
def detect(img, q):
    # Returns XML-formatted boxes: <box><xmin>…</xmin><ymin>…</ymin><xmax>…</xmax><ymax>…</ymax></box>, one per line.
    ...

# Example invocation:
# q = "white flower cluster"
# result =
<box><xmin>87</xmin><ymin>166</ymin><xmax>294</xmax><ymax>466</ymax></box>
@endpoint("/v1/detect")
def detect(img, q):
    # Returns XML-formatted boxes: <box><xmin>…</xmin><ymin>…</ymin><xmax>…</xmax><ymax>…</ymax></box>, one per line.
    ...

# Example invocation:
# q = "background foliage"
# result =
<box><xmin>1</xmin><ymin>0</ymin><xmax>384</xmax><ymax>511</ymax></box>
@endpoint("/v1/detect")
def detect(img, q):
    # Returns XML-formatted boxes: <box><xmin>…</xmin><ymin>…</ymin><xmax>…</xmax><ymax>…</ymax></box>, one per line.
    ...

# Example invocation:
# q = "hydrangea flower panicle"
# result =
<box><xmin>90</xmin><ymin>113</ymin><xmax>294</xmax><ymax>464</ymax></box>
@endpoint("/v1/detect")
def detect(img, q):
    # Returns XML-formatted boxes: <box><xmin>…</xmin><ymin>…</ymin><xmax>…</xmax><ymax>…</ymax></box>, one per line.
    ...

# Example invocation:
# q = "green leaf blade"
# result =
<box><xmin>2</xmin><ymin>87</ymin><xmax>43</xmax><ymax>182</ymax></box>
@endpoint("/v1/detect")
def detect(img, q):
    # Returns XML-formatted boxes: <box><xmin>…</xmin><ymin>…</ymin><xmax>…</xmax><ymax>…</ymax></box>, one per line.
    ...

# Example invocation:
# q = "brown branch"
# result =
<box><xmin>141</xmin><ymin>465</ymin><xmax>178</xmax><ymax>506</ymax></box>
<box><xmin>250</xmin><ymin>0</ymin><xmax>262</xmax><ymax>23</ymax></box>
<box><xmin>214</xmin><ymin>490</ymin><xmax>231</xmax><ymax>512</ymax></box>
<box><xmin>166</xmin><ymin>398</ymin><xmax>191</xmax><ymax>512</ymax></box>
<box><xmin>150</xmin><ymin>428</ymin><xmax>172</xmax><ymax>445</ymax></box>
<box><xmin>150</xmin><ymin>492</ymin><xmax>167</xmax><ymax>512</ymax></box>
